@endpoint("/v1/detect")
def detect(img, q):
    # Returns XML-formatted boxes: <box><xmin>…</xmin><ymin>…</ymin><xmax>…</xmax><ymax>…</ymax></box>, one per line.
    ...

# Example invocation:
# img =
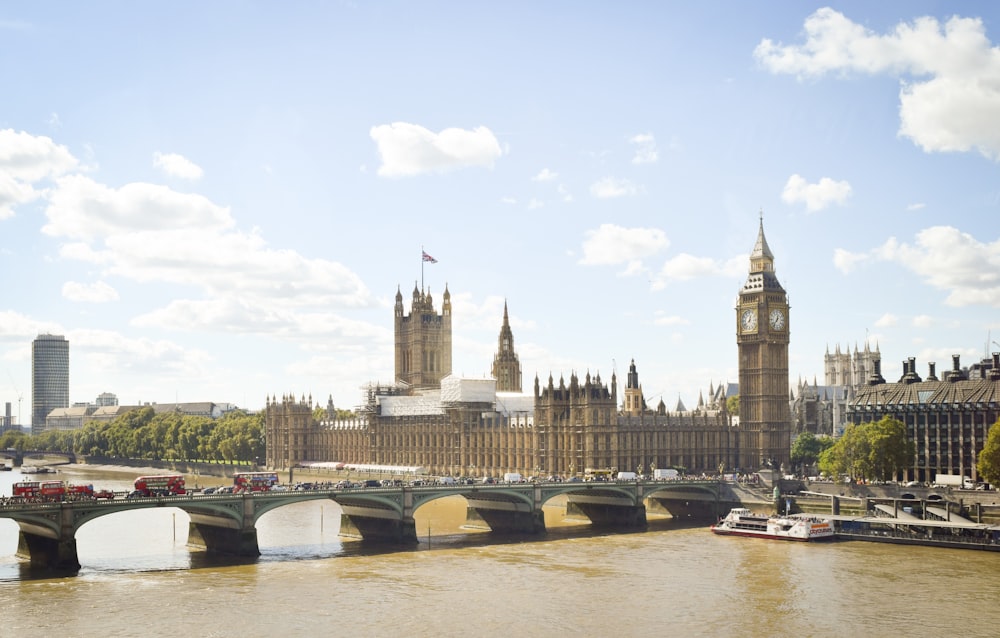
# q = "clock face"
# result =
<box><xmin>741</xmin><ymin>309</ymin><xmax>757</xmax><ymax>331</ymax></box>
<box><xmin>769</xmin><ymin>308</ymin><xmax>785</xmax><ymax>330</ymax></box>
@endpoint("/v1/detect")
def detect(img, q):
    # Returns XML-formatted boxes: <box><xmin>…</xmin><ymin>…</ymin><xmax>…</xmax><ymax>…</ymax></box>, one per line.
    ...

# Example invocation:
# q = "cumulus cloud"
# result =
<box><xmin>42</xmin><ymin>174</ymin><xmax>234</xmax><ymax>242</ymax></box>
<box><xmin>153</xmin><ymin>152</ymin><xmax>204</xmax><ymax>180</ymax></box>
<box><xmin>590</xmin><ymin>177</ymin><xmax>639</xmax><ymax>199</ymax></box>
<box><xmin>0</xmin><ymin>130</ymin><xmax>376</xmax><ymax>338</ymax></box>
<box><xmin>832</xmin><ymin>247</ymin><xmax>868</xmax><ymax>274</ymax></box>
<box><xmin>0</xmin><ymin>129</ymin><xmax>78</xmax><ymax>218</ymax></box>
<box><xmin>62</xmin><ymin>280</ymin><xmax>119</xmax><ymax>303</ymax></box>
<box><xmin>836</xmin><ymin>226</ymin><xmax>1000</xmax><ymax>307</ymax></box>
<box><xmin>651</xmin><ymin>253</ymin><xmax>745</xmax><ymax>291</ymax></box>
<box><xmin>370</xmin><ymin>122</ymin><xmax>502</xmax><ymax>177</ymax></box>
<box><xmin>532</xmin><ymin>168</ymin><xmax>557</xmax><ymax>181</ymax></box>
<box><xmin>579</xmin><ymin>223</ymin><xmax>668</xmax><ymax>268</ymax></box>
<box><xmin>875</xmin><ymin>313</ymin><xmax>898</xmax><ymax>327</ymax></box>
<box><xmin>781</xmin><ymin>174</ymin><xmax>852</xmax><ymax>211</ymax></box>
<box><xmin>630</xmin><ymin>133</ymin><xmax>659</xmax><ymax>164</ymax></box>
<box><xmin>755</xmin><ymin>8</ymin><xmax>1000</xmax><ymax>160</ymax></box>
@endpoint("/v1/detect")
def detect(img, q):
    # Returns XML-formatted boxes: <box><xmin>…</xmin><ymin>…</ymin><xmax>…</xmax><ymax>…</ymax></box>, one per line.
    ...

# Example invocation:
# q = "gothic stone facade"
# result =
<box><xmin>736</xmin><ymin>219</ymin><xmax>792</xmax><ymax>471</ymax></box>
<box><xmin>265</xmin><ymin>366</ymin><xmax>735</xmax><ymax>477</ymax></box>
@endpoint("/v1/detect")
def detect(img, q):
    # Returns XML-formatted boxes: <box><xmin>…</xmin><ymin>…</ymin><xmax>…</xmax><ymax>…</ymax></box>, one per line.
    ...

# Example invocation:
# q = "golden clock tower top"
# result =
<box><xmin>741</xmin><ymin>216</ymin><xmax>785</xmax><ymax>296</ymax></box>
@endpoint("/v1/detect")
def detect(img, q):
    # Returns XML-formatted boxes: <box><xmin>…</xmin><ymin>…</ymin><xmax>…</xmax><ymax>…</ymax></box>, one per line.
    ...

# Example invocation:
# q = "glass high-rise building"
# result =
<box><xmin>32</xmin><ymin>334</ymin><xmax>69</xmax><ymax>434</ymax></box>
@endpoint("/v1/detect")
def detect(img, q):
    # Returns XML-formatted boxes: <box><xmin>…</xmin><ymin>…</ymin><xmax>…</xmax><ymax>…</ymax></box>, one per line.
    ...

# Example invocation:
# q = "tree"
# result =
<box><xmin>817</xmin><ymin>417</ymin><xmax>913</xmax><ymax>483</ymax></box>
<box><xmin>790</xmin><ymin>432</ymin><xmax>833</xmax><ymax>474</ymax></box>
<box><xmin>864</xmin><ymin>416</ymin><xmax>913</xmax><ymax>481</ymax></box>
<box><xmin>726</xmin><ymin>395</ymin><xmax>739</xmax><ymax>417</ymax></box>
<box><xmin>977</xmin><ymin>418</ymin><xmax>1000</xmax><ymax>486</ymax></box>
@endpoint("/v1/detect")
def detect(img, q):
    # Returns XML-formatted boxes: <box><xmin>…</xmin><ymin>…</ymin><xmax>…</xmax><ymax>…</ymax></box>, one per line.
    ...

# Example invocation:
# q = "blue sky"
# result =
<box><xmin>1</xmin><ymin>2</ymin><xmax>999</xmax><ymax>422</ymax></box>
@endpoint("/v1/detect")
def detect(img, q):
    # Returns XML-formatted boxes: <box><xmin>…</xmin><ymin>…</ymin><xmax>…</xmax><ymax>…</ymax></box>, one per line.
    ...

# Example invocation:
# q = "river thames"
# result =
<box><xmin>2</xmin><ymin>466</ymin><xmax>1000</xmax><ymax>637</ymax></box>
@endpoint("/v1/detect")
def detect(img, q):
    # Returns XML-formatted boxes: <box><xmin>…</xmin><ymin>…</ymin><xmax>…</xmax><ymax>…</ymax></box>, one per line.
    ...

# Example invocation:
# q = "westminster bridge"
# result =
<box><xmin>0</xmin><ymin>478</ymin><xmax>746</xmax><ymax>571</ymax></box>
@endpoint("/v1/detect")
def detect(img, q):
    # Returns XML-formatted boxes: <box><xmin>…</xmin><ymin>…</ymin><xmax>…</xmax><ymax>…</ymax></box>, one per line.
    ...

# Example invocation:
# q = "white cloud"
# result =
<box><xmin>62</xmin><ymin>280</ymin><xmax>119</xmax><ymax>303</ymax></box>
<box><xmin>840</xmin><ymin>226</ymin><xmax>1000</xmax><ymax>307</ymax></box>
<box><xmin>527</xmin><ymin>198</ymin><xmax>543</xmax><ymax>210</ymax></box>
<box><xmin>630</xmin><ymin>133</ymin><xmax>659</xmax><ymax>164</ymax></box>
<box><xmin>369</xmin><ymin>122</ymin><xmax>503</xmax><ymax>177</ymax></box>
<box><xmin>781</xmin><ymin>174</ymin><xmax>852</xmax><ymax>211</ymax></box>
<box><xmin>755</xmin><ymin>8</ymin><xmax>1000</xmax><ymax>160</ymax></box>
<box><xmin>832</xmin><ymin>247</ymin><xmax>868</xmax><ymax>274</ymax></box>
<box><xmin>532</xmin><ymin>168</ymin><xmax>557</xmax><ymax>181</ymax></box>
<box><xmin>913</xmin><ymin>314</ymin><xmax>934</xmax><ymax>328</ymax></box>
<box><xmin>0</xmin><ymin>129</ymin><xmax>377</xmax><ymax>336</ymax></box>
<box><xmin>875</xmin><ymin>313</ymin><xmax>898</xmax><ymax>327</ymax></box>
<box><xmin>0</xmin><ymin>128</ymin><xmax>78</xmax><ymax>218</ymax></box>
<box><xmin>590</xmin><ymin>177</ymin><xmax>639</xmax><ymax>199</ymax></box>
<box><xmin>907</xmin><ymin>202</ymin><xmax>926</xmax><ymax>211</ymax></box>
<box><xmin>579</xmin><ymin>224</ymin><xmax>668</xmax><ymax>267</ymax></box>
<box><xmin>153</xmin><ymin>152</ymin><xmax>204</xmax><ymax>180</ymax></box>
<box><xmin>42</xmin><ymin>174</ymin><xmax>234</xmax><ymax>242</ymax></box>
<box><xmin>651</xmin><ymin>253</ymin><xmax>744</xmax><ymax>290</ymax></box>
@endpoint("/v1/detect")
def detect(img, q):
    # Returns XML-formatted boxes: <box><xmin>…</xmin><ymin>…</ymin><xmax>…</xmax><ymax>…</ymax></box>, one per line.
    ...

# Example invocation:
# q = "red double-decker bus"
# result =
<box><xmin>233</xmin><ymin>472</ymin><xmax>279</xmax><ymax>493</ymax></box>
<box><xmin>132</xmin><ymin>475</ymin><xmax>186</xmax><ymax>497</ymax></box>
<box><xmin>12</xmin><ymin>480</ymin><xmax>103</xmax><ymax>502</ymax></box>
<box><xmin>12</xmin><ymin>480</ymin><xmax>42</xmax><ymax>501</ymax></box>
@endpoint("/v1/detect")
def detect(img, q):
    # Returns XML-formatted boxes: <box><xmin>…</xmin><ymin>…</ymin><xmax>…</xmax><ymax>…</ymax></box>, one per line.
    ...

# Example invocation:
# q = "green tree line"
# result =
<box><xmin>817</xmin><ymin>416</ymin><xmax>913</xmax><ymax>482</ymax></box>
<box><xmin>0</xmin><ymin>407</ymin><xmax>264</xmax><ymax>465</ymax></box>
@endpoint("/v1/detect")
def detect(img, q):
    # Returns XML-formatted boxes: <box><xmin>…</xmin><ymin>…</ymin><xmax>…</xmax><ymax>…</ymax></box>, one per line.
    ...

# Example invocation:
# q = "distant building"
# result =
<box><xmin>394</xmin><ymin>284</ymin><xmax>452</xmax><ymax>390</ymax></box>
<box><xmin>32</xmin><ymin>334</ymin><xmax>69</xmax><ymax>435</ymax></box>
<box><xmin>267</xmin><ymin>286</ymin><xmax>737</xmax><ymax>476</ymax></box>
<box><xmin>847</xmin><ymin>353</ymin><xmax>1000</xmax><ymax>483</ymax></box>
<box><xmin>1</xmin><ymin>401</ymin><xmax>13</xmax><ymax>433</ymax></box>
<box><xmin>45</xmin><ymin>400</ymin><xmax>236</xmax><ymax>431</ymax></box>
<box><xmin>491</xmin><ymin>301</ymin><xmax>522</xmax><ymax>393</ymax></box>
<box><xmin>95</xmin><ymin>392</ymin><xmax>118</xmax><ymax>407</ymax></box>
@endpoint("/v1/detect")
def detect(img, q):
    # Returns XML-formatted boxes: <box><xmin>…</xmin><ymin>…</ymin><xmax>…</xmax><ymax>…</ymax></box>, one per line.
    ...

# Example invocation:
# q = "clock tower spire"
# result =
<box><xmin>736</xmin><ymin>214</ymin><xmax>791</xmax><ymax>472</ymax></box>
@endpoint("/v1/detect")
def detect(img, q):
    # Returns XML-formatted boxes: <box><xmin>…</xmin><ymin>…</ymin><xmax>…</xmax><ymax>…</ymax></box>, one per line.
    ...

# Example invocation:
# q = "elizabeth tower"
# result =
<box><xmin>736</xmin><ymin>218</ymin><xmax>791</xmax><ymax>471</ymax></box>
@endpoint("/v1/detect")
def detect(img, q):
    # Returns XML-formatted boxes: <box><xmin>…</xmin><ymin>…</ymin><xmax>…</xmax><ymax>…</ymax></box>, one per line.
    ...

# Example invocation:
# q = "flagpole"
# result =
<box><xmin>421</xmin><ymin>245</ymin><xmax>424</xmax><ymax>293</ymax></box>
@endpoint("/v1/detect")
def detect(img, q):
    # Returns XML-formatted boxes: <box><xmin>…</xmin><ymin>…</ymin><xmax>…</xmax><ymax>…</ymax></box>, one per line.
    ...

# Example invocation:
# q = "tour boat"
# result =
<box><xmin>21</xmin><ymin>465</ymin><xmax>56</xmax><ymax>474</ymax></box>
<box><xmin>711</xmin><ymin>507</ymin><xmax>835</xmax><ymax>541</ymax></box>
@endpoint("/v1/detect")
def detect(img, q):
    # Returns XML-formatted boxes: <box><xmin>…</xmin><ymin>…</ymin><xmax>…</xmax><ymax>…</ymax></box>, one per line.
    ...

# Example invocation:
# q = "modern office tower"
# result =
<box><xmin>32</xmin><ymin>333</ymin><xmax>69</xmax><ymax>434</ymax></box>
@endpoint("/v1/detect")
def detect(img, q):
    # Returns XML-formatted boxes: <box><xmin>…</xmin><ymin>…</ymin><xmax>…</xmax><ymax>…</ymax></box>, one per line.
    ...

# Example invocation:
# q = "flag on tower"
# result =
<box><xmin>422</xmin><ymin>250</ymin><xmax>438</xmax><ymax>263</ymax></box>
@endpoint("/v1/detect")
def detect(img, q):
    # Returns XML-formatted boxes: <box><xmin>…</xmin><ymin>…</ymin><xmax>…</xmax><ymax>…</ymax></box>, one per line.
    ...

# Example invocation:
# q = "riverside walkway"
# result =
<box><xmin>1</xmin><ymin>478</ymin><xmax>728</xmax><ymax>571</ymax></box>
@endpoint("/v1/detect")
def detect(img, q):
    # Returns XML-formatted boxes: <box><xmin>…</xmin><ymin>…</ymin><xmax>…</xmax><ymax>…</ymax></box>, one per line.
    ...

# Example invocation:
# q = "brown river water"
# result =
<box><xmin>2</xmin><ymin>466</ymin><xmax>999</xmax><ymax>637</ymax></box>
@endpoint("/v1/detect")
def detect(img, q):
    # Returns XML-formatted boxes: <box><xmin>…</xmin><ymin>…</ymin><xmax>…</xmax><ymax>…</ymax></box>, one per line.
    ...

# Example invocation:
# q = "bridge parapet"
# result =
<box><xmin>0</xmin><ymin>479</ymin><xmax>724</xmax><ymax>571</ymax></box>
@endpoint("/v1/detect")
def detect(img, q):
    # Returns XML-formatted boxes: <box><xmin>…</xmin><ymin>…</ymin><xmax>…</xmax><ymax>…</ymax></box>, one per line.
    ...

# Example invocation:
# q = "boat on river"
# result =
<box><xmin>711</xmin><ymin>507</ymin><xmax>834</xmax><ymax>541</ymax></box>
<box><xmin>20</xmin><ymin>465</ymin><xmax>56</xmax><ymax>474</ymax></box>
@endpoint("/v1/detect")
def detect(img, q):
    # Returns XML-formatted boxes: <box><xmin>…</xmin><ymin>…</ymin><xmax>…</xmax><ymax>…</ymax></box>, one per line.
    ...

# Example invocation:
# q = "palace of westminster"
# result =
<box><xmin>265</xmin><ymin>222</ymin><xmax>1000</xmax><ymax>482</ymax></box>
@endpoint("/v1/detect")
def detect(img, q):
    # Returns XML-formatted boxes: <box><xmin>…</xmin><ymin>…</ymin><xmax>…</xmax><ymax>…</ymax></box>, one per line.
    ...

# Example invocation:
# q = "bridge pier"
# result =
<box><xmin>16</xmin><ymin>529</ymin><xmax>81</xmax><ymax>571</ymax></box>
<box><xmin>187</xmin><ymin>521</ymin><xmax>261</xmax><ymax>557</ymax></box>
<box><xmin>569</xmin><ymin>502</ymin><xmax>647</xmax><ymax>529</ymax></box>
<box><xmin>466</xmin><ymin>506</ymin><xmax>546</xmax><ymax>534</ymax></box>
<box><xmin>186</xmin><ymin>499</ymin><xmax>261</xmax><ymax>557</ymax></box>
<box><xmin>340</xmin><ymin>513</ymin><xmax>418</xmax><ymax>544</ymax></box>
